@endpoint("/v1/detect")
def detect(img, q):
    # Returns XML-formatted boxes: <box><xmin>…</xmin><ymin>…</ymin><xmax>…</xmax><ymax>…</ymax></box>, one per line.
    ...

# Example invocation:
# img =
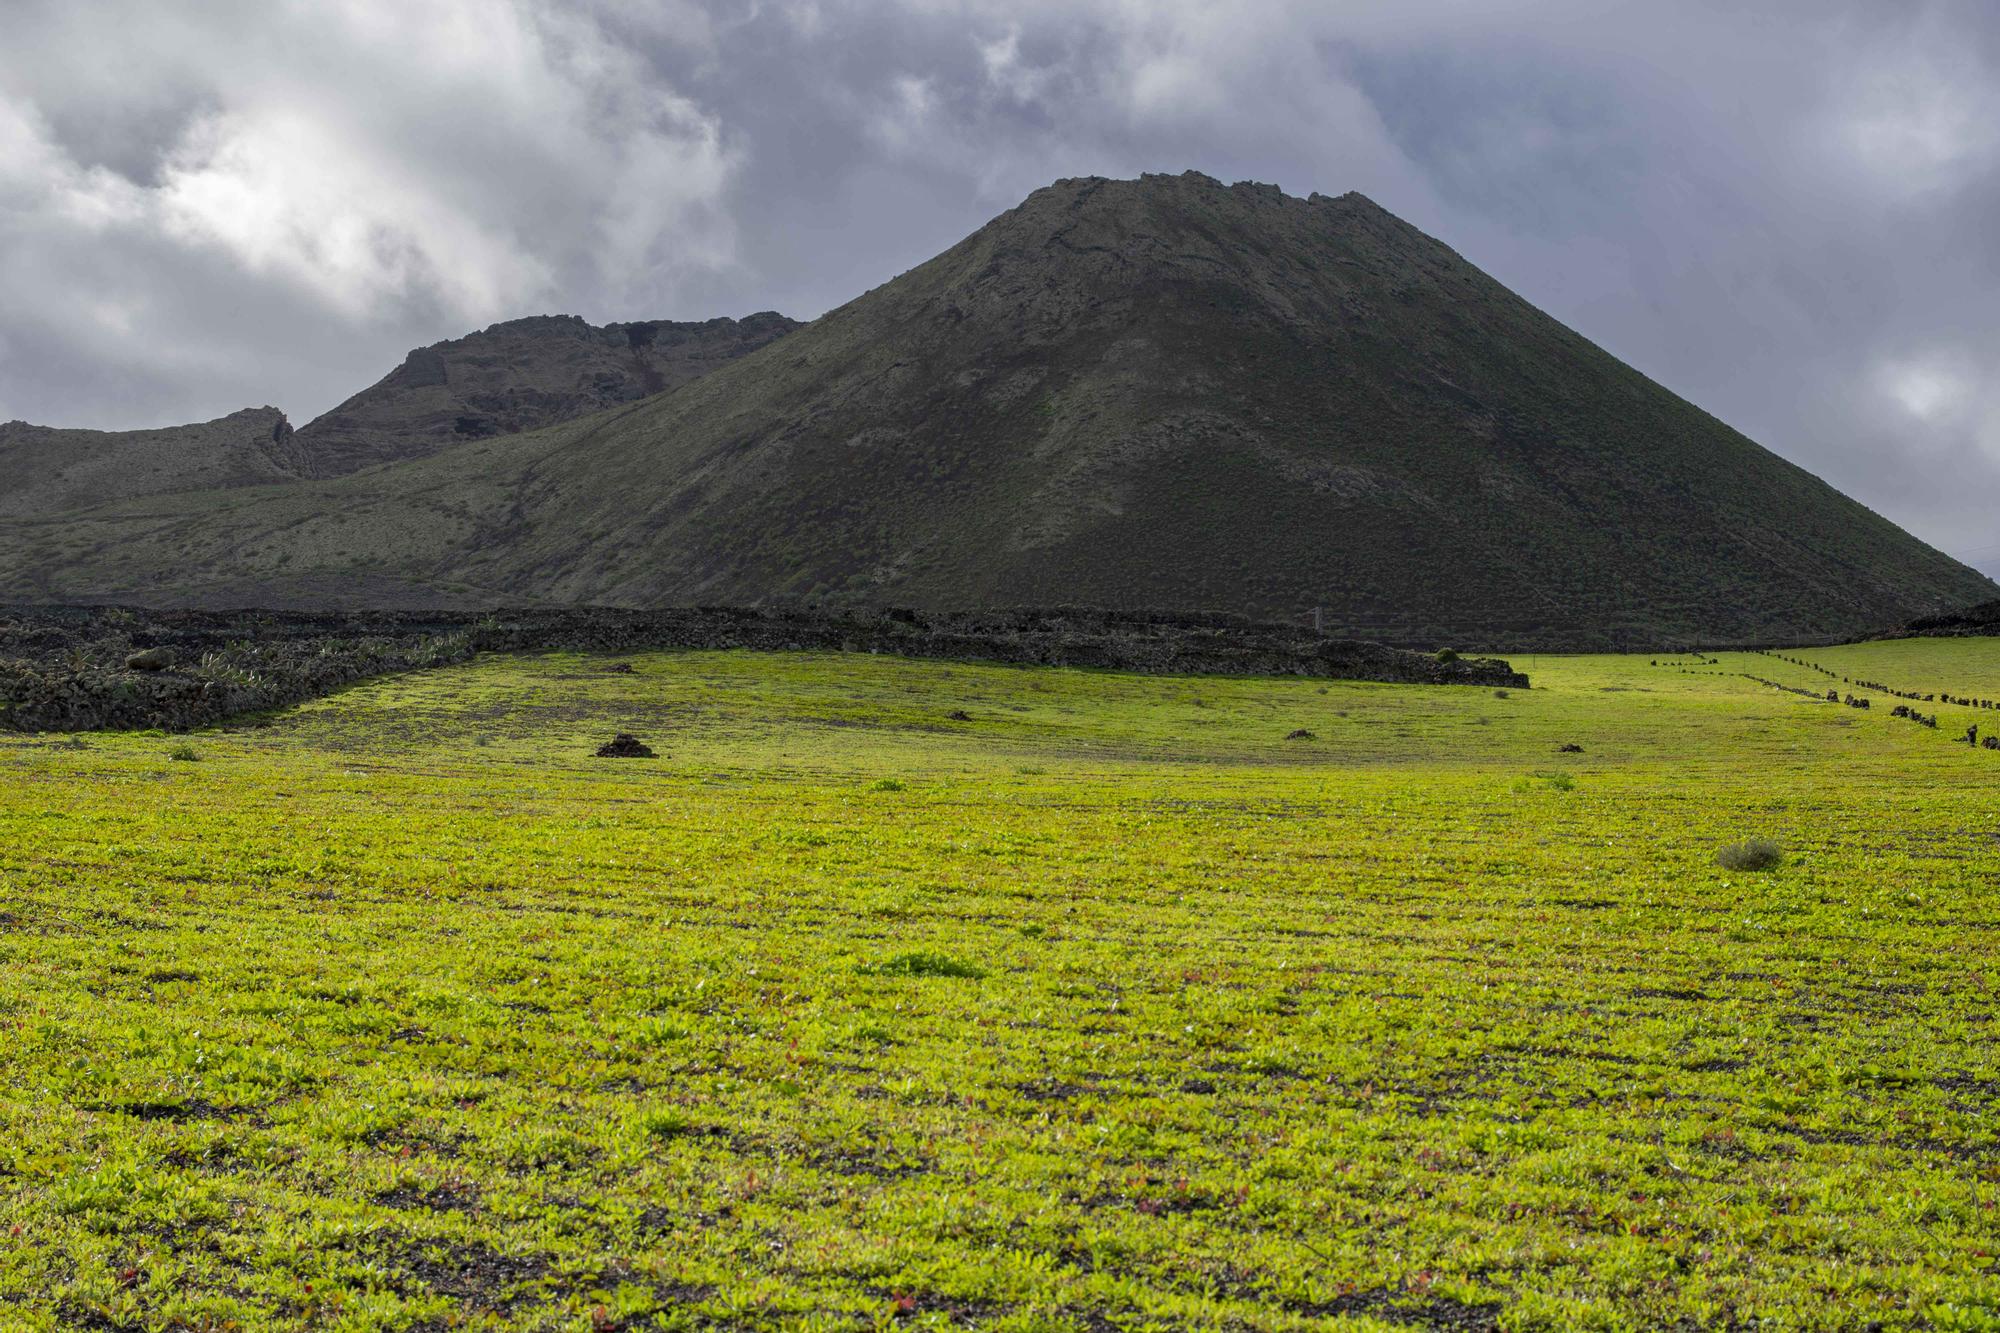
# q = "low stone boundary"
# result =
<box><xmin>0</xmin><ymin>605</ymin><xmax>1528</xmax><ymax>733</ymax></box>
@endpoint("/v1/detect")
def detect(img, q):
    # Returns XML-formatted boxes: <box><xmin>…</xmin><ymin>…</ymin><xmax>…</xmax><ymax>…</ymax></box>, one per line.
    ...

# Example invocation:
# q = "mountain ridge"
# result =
<box><xmin>0</xmin><ymin>170</ymin><xmax>1988</xmax><ymax>649</ymax></box>
<box><xmin>292</xmin><ymin>310</ymin><xmax>800</xmax><ymax>475</ymax></box>
<box><xmin>0</xmin><ymin>406</ymin><xmax>309</xmax><ymax>517</ymax></box>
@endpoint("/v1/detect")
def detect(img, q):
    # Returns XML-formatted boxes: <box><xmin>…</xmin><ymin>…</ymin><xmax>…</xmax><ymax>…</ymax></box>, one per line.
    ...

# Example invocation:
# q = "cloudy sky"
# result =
<box><xmin>2</xmin><ymin>1</ymin><xmax>1997</xmax><ymax>574</ymax></box>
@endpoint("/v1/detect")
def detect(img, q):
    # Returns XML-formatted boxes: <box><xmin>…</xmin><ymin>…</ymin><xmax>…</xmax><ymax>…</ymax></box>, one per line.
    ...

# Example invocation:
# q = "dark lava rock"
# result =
<box><xmin>1896</xmin><ymin>598</ymin><xmax>2000</xmax><ymax>639</ymax></box>
<box><xmin>945</xmin><ymin>710</ymin><xmax>972</xmax><ymax>721</ymax></box>
<box><xmin>0</xmin><ymin>604</ymin><xmax>1529</xmax><ymax>734</ymax></box>
<box><xmin>1557</xmin><ymin>743</ymin><xmax>1585</xmax><ymax>753</ymax></box>
<box><xmin>125</xmin><ymin>646</ymin><xmax>176</xmax><ymax>671</ymax></box>
<box><xmin>596</xmin><ymin>733</ymin><xmax>655</xmax><ymax>758</ymax></box>
<box><xmin>1286</xmin><ymin>728</ymin><xmax>1316</xmax><ymax>740</ymax></box>
<box><xmin>604</xmin><ymin>662</ymin><xmax>637</xmax><ymax>674</ymax></box>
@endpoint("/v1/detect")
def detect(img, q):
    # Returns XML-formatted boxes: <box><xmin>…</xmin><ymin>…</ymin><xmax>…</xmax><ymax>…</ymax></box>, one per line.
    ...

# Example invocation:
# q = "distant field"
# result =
<box><xmin>1749</xmin><ymin>638</ymin><xmax>2000</xmax><ymax>702</ymax></box>
<box><xmin>2</xmin><ymin>645</ymin><xmax>1997</xmax><ymax>1331</ymax></box>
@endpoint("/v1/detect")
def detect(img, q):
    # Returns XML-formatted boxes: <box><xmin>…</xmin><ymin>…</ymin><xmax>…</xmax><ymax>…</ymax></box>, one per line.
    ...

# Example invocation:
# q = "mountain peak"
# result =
<box><xmin>0</xmin><ymin>172</ymin><xmax>1987</xmax><ymax>644</ymax></box>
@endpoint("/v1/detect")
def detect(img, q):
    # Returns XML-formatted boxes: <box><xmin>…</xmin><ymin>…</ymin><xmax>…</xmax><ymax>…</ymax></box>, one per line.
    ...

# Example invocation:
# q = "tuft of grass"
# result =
<box><xmin>869</xmin><ymin>778</ymin><xmax>907</xmax><ymax>792</ymax></box>
<box><xmin>168</xmin><ymin>743</ymin><xmax>200</xmax><ymax>762</ymax></box>
<box><xmin>636</xmin><ymin>1107</ymin><xmax>701</xmax><ymax>1140</ymax></box>
<box><xmin>1716</xmin><ymin>838</ymin><xmax>1784</xmax><ymax>872</ymax></box>
<box><xmin>861</xmin><ymin>950</ymin><xmax>987</xmax><ymax>979</ymax></box>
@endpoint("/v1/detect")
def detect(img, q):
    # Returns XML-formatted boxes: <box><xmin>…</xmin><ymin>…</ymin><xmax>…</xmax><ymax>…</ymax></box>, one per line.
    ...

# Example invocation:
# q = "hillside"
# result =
<box><xmin>0</xmin><ymin>408</ymin><xmax>309</xmax><ymax>517</ymax></box>
<box><xmin>293</xmin><ymin>312</ymin><xmax>799</xmax><ymax>475</ymax></box>
<box><xmin>0</xmin><ymin>172</ymin><xmax>1989</xmax><ymax>647</ymax></box>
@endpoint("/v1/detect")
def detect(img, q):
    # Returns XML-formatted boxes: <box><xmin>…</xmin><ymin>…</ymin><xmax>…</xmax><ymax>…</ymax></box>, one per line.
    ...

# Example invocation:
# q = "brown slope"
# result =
<box><xmin>293</xmin><ymin>311</ymin><xmax>799</xmax><ymax>475</ymax></box>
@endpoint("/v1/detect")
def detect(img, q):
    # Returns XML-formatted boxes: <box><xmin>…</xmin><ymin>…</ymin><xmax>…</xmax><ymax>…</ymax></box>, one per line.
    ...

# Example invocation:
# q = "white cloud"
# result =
<box><xmin>0</xmin><ymin>0</ymin><xmax>741</xmax><ymax>426</ymax></box>
<box><xmin>1880</xmin><ymin>355</ymin><xmax>1972</xmax><ymax>426</ymax></box>
<box><xmin>1835</xmin><ymin>67</ymin><xmax>1999</xmax><ymax>196</ymax></box>
<box><xmin>151</xmin><ymin>107</ymin><xmax>549</xmax><ymax>320</ymax></box>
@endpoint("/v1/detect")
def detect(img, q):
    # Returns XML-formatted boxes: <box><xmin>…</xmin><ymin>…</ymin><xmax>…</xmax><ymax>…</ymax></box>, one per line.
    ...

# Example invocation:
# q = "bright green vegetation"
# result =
<box><xmin>1753</xmin><ymin>639</ymin><xmax>2000</xmax><ymax>701</ymax></box>
<box><xmin>2</xmin><ymin>644</ymin><xmax>1998</xmax><ymax>1331</ymax></box>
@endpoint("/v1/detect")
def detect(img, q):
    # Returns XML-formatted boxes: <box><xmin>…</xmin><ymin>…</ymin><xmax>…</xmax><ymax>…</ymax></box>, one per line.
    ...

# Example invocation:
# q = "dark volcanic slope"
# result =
<box><xmin>446</xmin><ymin>171</ymin><xmax>1995</xmax><ymax>644</ymax></box>
<box><xmin>0</xmin><ymin>407</ymin><xmax>309</xmax><ymax>517</ymax></box>
<box><xmin>0</xmin><ymin>172</ymin><xmax>1990</xmax><ymax>647</ymax></box>
<box><xmin>294</xmin><ymin>311</ymin><xmax>799</xmax><ymax>475</ymax></box>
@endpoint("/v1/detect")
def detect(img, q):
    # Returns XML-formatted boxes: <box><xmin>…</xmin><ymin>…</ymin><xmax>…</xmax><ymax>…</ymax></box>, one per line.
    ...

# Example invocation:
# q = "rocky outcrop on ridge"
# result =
<box><xmin>0</xmin><ymin>407</ymin><xmax>308</xmax><ymax>517</ymax></box>
<box><xmin>293</xmin><ymin>312</ymin><xmax>800</xmax><ymax>474</ymax></box>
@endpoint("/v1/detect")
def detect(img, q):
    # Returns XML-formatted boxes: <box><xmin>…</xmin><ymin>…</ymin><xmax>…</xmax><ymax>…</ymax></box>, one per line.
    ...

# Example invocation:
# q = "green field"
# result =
<box><xmin>3</xmin><ymin>644</ymin><xmax>1998</xmax><ymax>1331</ymax></box>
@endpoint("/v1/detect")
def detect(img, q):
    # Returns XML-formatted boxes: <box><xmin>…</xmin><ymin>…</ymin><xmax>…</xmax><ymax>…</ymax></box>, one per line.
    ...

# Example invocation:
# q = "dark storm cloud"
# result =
<box><xmin>1</xmin><ymin>1</ymin><xmax>1995</xmax><ymax>574</ymax></box>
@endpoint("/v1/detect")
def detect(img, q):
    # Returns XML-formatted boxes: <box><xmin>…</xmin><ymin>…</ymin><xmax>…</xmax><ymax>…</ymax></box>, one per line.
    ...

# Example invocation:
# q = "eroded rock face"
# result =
<box><xmin>293</xmin><ymin>312</ymin><xmax>800</xmax><ymax>475</ymax></box>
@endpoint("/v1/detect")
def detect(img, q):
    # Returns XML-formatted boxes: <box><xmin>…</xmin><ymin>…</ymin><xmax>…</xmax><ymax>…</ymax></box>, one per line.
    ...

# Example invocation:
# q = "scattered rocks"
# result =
<box><xmin>945</xmin><ymin>709</ymin><xmax>972</xmax><ymax>721</ymax></box>
<box><xmin>603</xmin><ymin>662</ymin><xmax>636</xmax><ymax>674</ymax></box>
<box><xmin>1557</xmin><ymin>743</ymin><xmax>1585</xmax><ymax>753</ymax></box>
<box><xmin>1744</xmin><ymin>673</ymin><xmax>1837</xmax><ymax>703</ymax></box>
<box><xmin>595</xmin><ymin>734</ymin><xmax>655</xmax><ymax>758</ymax></box>
<box><xmin>1285</xmin><ymin>728</ymin><xmax>1316</xmax><ymax>740</ymax></box>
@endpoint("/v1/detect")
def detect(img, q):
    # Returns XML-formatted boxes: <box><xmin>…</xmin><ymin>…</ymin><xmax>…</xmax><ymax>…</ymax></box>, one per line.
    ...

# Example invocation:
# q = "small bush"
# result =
<box><xmin>869</xmin><ymin>778</ymin><xmax>907</xmax><ymax>792</ymax></box>
<box><xmin>1716</xmin><ymin>839</ymin><xmax>1783</xmax><ymax>872</ymax></box>
<box><xmin>862</xmin><ymin>950</ymin><xmax>987</xmax><ymax>979</ymax></box>
<box><xmin>1435</xmin><ymin>648</ymin><xmax>1459</xmax><ymax>664</ymax></box>
<box><xmin>168</xmin><ymin>744</ymin><xmax>199</xmax><ymax>762</ymax></box>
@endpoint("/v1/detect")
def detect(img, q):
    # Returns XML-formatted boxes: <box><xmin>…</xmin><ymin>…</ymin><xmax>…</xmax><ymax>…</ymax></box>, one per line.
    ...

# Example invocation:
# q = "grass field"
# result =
<box><xmin>2</xmin><ymin>643</ymin><xmax>1998</xmax><ymax>1331</ymax></box>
